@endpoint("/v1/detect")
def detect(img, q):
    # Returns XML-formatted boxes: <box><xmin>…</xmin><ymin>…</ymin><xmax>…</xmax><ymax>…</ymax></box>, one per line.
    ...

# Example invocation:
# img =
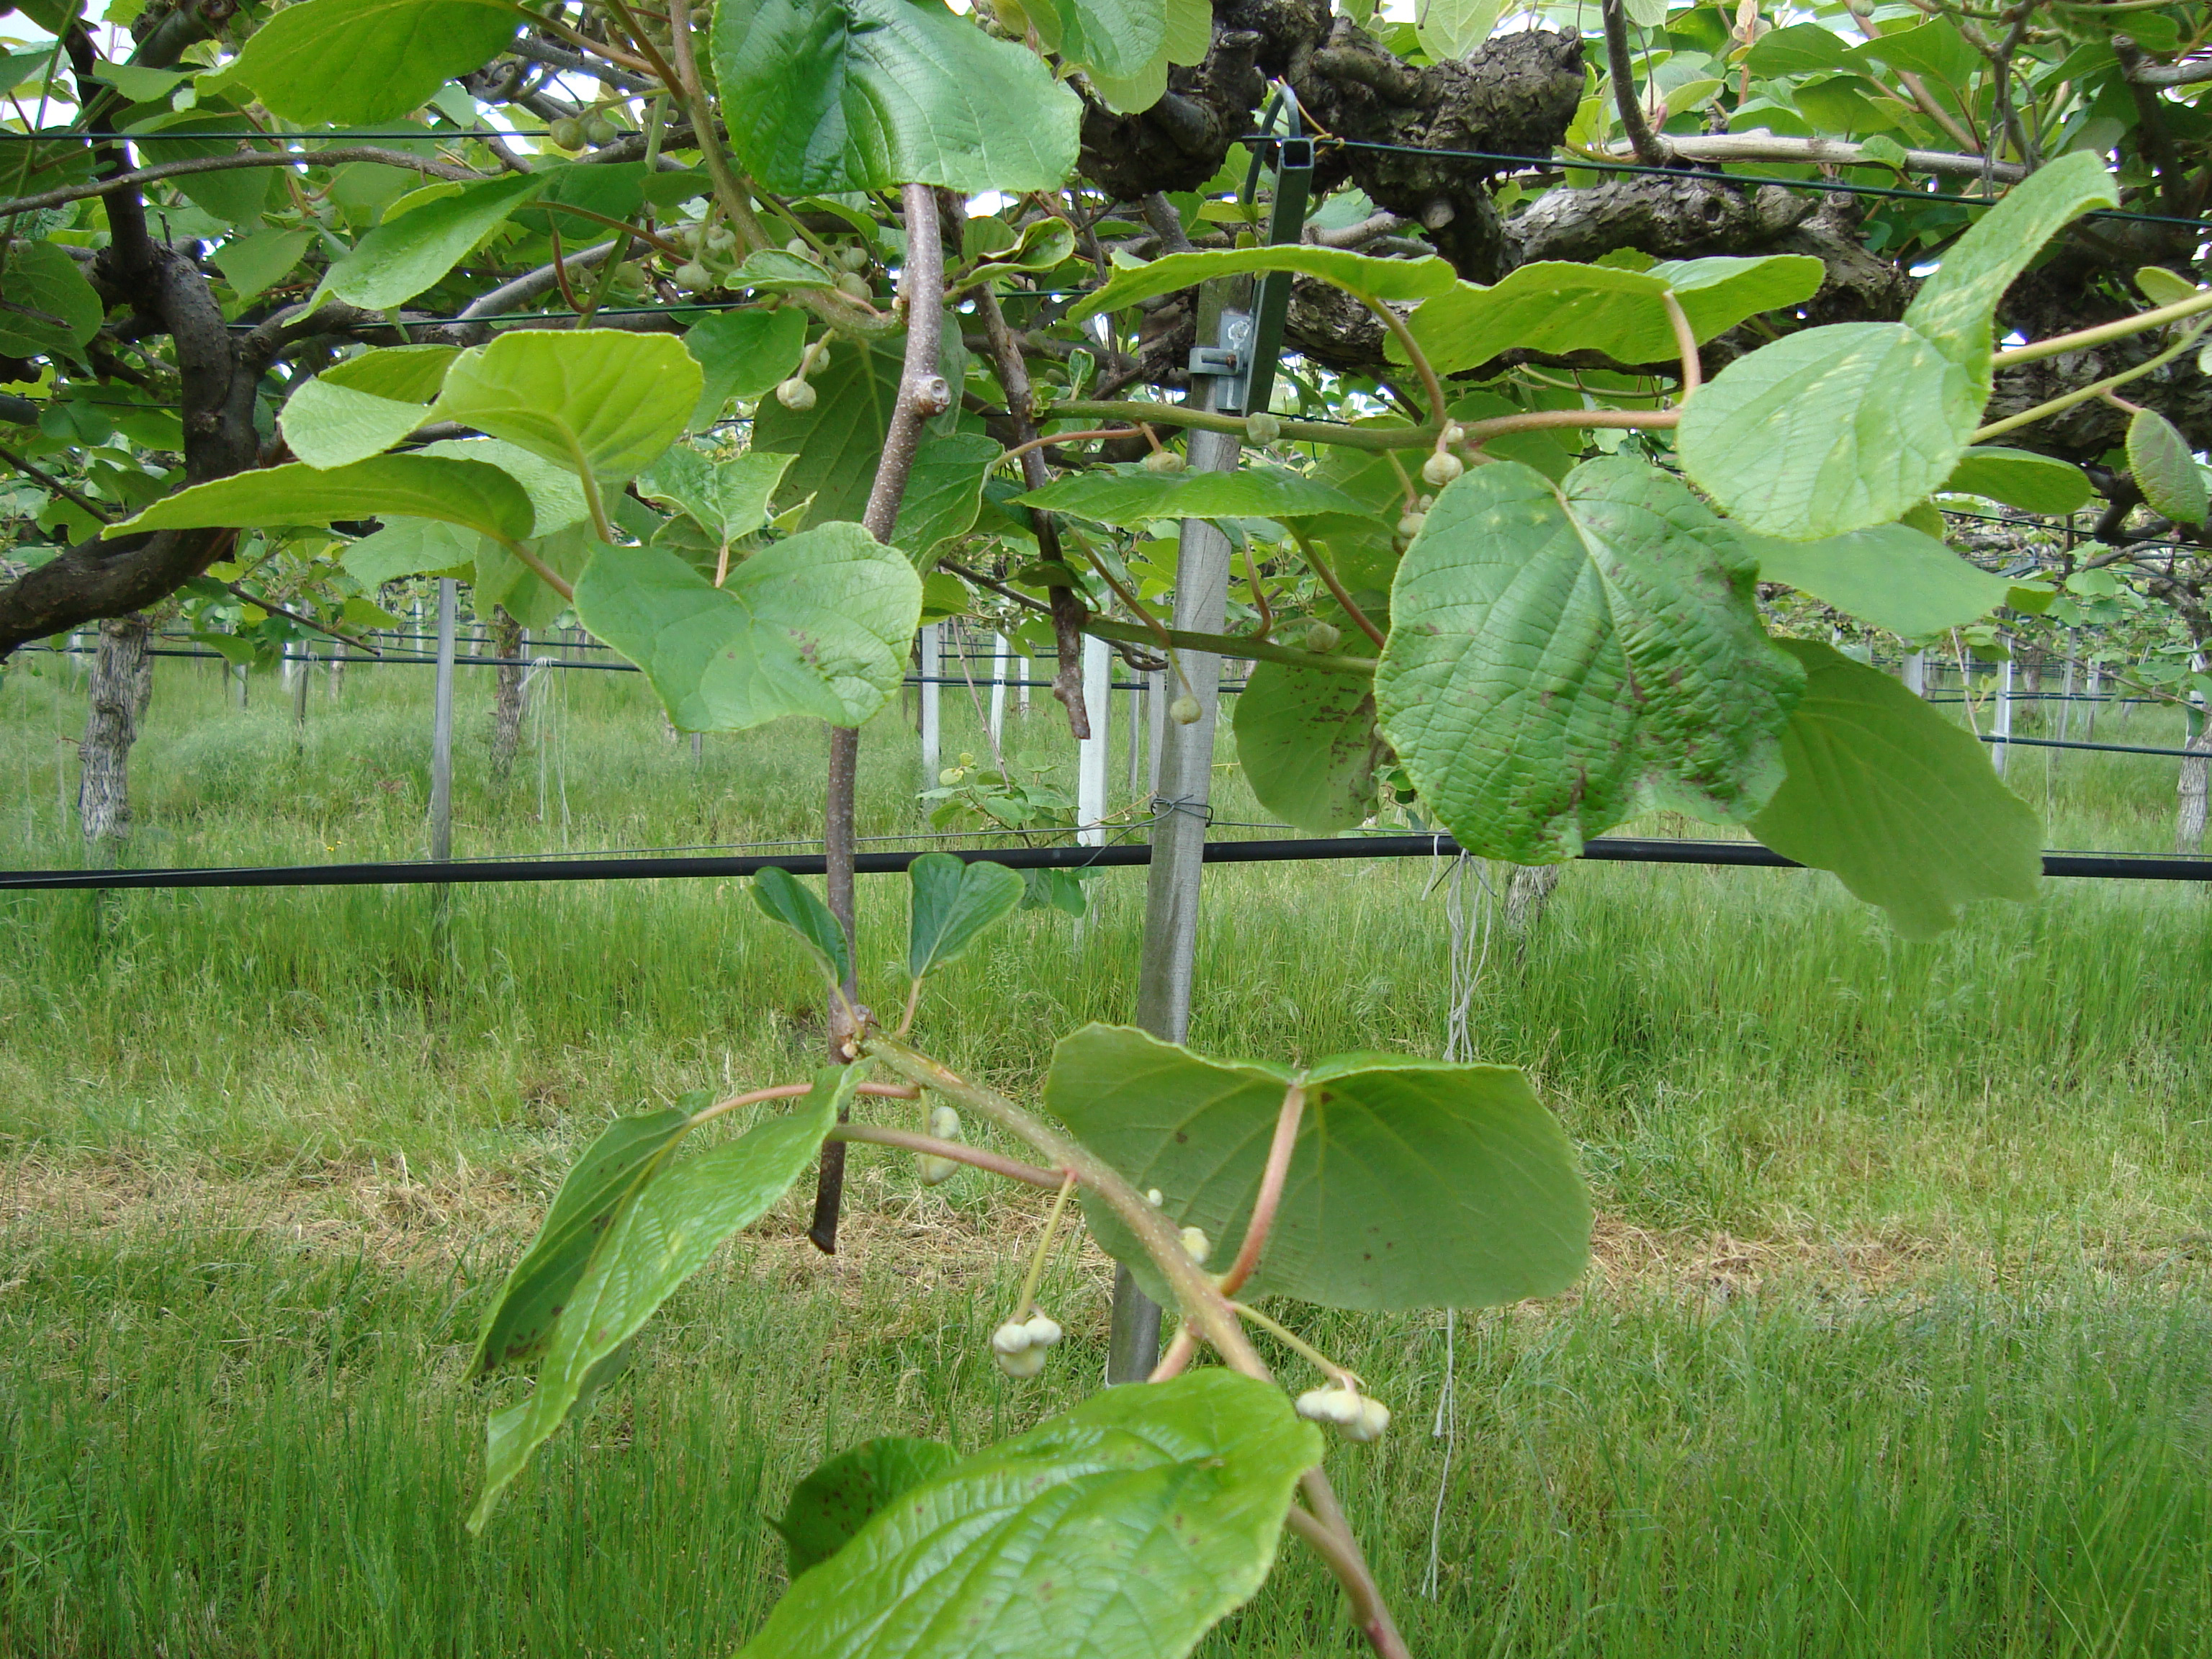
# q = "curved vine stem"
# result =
<box><xmin>1216</xmin><ymin>1084</ymin><xmax>1305</xmax><ymax>1297</ymax></box>
<box><xmin>1974</xmin><ymin>319</ymin><xmax>2212</xmax><ymax>441</ymax></box>
<box><xmin>1363</xmin><ymin>299</ymin><xmax>1449</xmax><ymax>428</ymax></box>
<box><xmin>830</xmin><ymin>1122</ymin><xmax>1067</xmax><ymax>1189</ymax></box>
<box><xmin>1661</xmin><ymin>291</ymin><xmax>1702</xmax><ymax>398</ymax></box>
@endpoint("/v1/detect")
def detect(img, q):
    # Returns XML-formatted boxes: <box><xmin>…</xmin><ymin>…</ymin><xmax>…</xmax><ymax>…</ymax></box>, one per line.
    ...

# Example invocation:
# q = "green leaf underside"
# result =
<box><xmin>1404</xmin><ymin>255</ymin><xmax>1825</xmax><ymax>376</ymax></box>
<box><xmin>207</xmin><ymin>0</ymin><xmax>520</xmax><ymax>125</ymax></box>
<box><xmin>637</xmin><ymin>447</ymin><xmax>796</xmax><ymax>544</ymax></box>
<box><xmin>1046</xmin><ymin>1025</ymin><xmax>1591</xmax><ymax>1312</ymax></box>
<box><xmin>476</xmin><ymin>524</ymin><xmax>595</xmax><ymax>631</ymax></box>
<box><xmin>1677</xmin><ymin>321</ymin><xmax>1984</xmax><ymax>541</ymax></box>
<box><xmin>279</xmin><ymin>377</ymin><xmax>430</xmax><ymax>469</ymax></box>
<box><xmin>109</xmin><ymin>454</ymin><xmax>534</xmax><ymax>543</ymax></box>
<box><xmin>1902</xmin><ymin>151</ymin><xmax>2118</xmax><ymax>387</ymax></box>
<box><xmin>1026</xmin><ymin>0</ymin><xmax>1168</xmax><ymax>80</ymax></box>
<box><xmin>893</xmin><ymin>432</ymin><xmax>999</xmax><ymax>560</ymax></box>
<box><xmin>2126</xmin><ymin>408</ymin><xmax>2208</xmax><ymax>526</ymax></box>
<box><xmin>418</xmin><ymin>437</ymin><xmax>590</xmax><ymax>537</ymax></box>
<box><xmin>1231</xmin><ymin>662</ymin><xmax>1382</xmax><ymax>833</ymax></box>
<box><xmin>0</xmin><ymin>240</ymin><xmax>103</xmax><ymax>355</ymax></box>
<box><xmin>320</xmin><ymin>170</ymin><xmax>546</xmax><ymax>310</ymax></box>
<box><xmin>753</xmin><ymin>341</ymin><xmax>899</xmax><ymax>526</ymax></box>
<box><xmin>1071</xmin><ymin>246</ymin><xmax>1459</xmax><ymax>321</ymax></box>
<box><xmin>574</xmin><ymin>523</ymin><xmax>921</xmax><ymax>732</ymax></box>
<box><xmin>686</xmin><ymin>308</ymin><xmax>809</xmax><ymax>428</ymax></box>
<box><xmin>469</xmin><ymin>1108</ymin><xmax>693</xmax><ymax>1377</ymax></box>
<box><xmin>1750</xmin><ymin>639</ymin><xmax>2043</xmax><ymax>938</ymax></box>
<box><xmin>1375</xmin><ymin>457</ymin><xmax>1803</xmax><ymax>863</ymax></box>
<box><xmin>1015</xmin><ymin>467</ymin><xmax>1375</xmax><ymax>524</ymax></box>
<box><xmin>711</xmin><ymin>0</ymin><xmax>1080</xmax><ymax>194</ymax></box>
<box><xmin>775</xmin><ymin>1439</ymin><xmax>962</xmax><ymax>1580</ymax></box>
<box><xmin>1939</xmin><ymin>446</ymin><xmax>2093</xmax><ymax>515</ymax></box>
<box><xmin>1750</xmin><ymin>523</ymin><xmax>2012</xmax><ymax>637</ymax></box>
<box><xmin>322</xmin><ymin>343</ymin><xmax>461</xmax><ymax>403</ymax></box>
<box><xmin>433</xmin><ymin>331</ymin><xmax>702</xmax><ymax>483</ymax></box>
<box><xmin>750</xmin><ymin>868</ymin><xmax>854</xmax><ymax>987</ymax></box>
<box><xmin>341</xmin><ymin>518</ymin><xmax>477</xmax><ymax>588</ymax></box>
<box><xmin>906</xmin><ymin>853</ymin><xmax>1024</xmax><ymax>980</ymax></box>
<box><xmin>469</xmin><ymin>1071</ymin><xmax>850</xmax><ymax>1532</ymax></box>
<box><xmin>735</xmin><ymin>1372</ymin><xmax>1321</xmax><ymax>1659</ymax></box>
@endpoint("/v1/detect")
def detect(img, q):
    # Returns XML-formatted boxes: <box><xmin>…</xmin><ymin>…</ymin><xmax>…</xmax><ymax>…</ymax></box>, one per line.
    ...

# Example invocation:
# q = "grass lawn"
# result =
<box><xmin>2</xmin><ymin>644</ymin><xmax>2207</xmax><ymax>1656</ymax></box>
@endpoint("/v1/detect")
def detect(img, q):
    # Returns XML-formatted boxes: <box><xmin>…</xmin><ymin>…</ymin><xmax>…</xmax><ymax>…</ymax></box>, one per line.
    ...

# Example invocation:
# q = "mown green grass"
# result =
<box><xmin>1</xmin><ymin>647</ymin><xmax>2208</xmax><ymax>1656</ymax></box>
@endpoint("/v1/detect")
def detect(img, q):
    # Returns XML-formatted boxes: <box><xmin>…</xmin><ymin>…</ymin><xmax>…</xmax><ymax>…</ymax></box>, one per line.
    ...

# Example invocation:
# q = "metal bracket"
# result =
<box><xmin>1187</xmin><ymin>308</ymin><xmax>1255</xmax><ymax>411</ymax></box>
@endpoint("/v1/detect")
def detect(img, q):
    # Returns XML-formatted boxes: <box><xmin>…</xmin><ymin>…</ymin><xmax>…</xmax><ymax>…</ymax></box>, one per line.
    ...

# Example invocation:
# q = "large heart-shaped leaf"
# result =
<box><xmin>433</xmin><ymin>331</ymin><xmax>701</xmax><ymax>484</ymax></box>
<box><xmin>891</xmin><ymin>432</ymin><xmax>998</xmax><ymax>562</ymax></box>
<box><xmin>1678</xmin><ymin>321</ymin><xmax>1984</xmax><ymax>541</ymax></box>
<box><xmin>1231</xmin><ymin>662</ymin><xmax>1383</xmax><ymax>833</ymax></box>
<box><xmin>1047</xmin><ymin>1025</ymin><xmax>1591</xmax><ymax>1312</ymax></box>
<box><xmin>1748</xmin><ymin>522</ymin><xmax>2011</xmax><ymax>637</ymax></box>
<box><xmin>418</xmin><ymin>436</ymin><xmax>590</xmax><ymax>536</ymax></box>
<box><xmin>1025</xmin><ymin>0</ymin><xmax>1167</xmax><ymax>80</ymax></box>
<box><xmin>1750</xmin><ymin>639</ymin><xmax>2042</xmax><ymax>938</ymax></box>
<box><xmin>1071</xmin><ymin>246</ymin><xmax>1458</xmax><ymax>320</ymax></box>
<box><xmin>1015</xmin><ymin>466</ymin><xmax>1374</xmax><ymax>525</ymax></box>
<box><xmin>773</xmin><ymin>1439</ymin><xmax>962</xmax><ymax>1580</ymax></box>
<box><xmin>204</xmin><ymin>0</ymin><xmax>519</xmax><ymax>125</ymax></box>
<box><xmin>1902</xmin><ymin>150</ymin><xmax>2117</xmax><ymax>388</ymax></box>
<box><xmin>573</xmin><ymin>523</ymin><xmax>922</xmax><ymax>731</ymax></box>
<box><xmin>1375</xmin><ymin>457</ymin><xmax>1802</xmax><ymax>863</ymax></box>
<box><xmin>736</xmin><ymin>1371</ymin><xmax>1319</xmax><ymax>1659</ymax></box>
<box><xmin>711</xmin><ymin>0</ymin><xmax>1080</xmax><ymax>194</ymax></box>
<box><xmin>1403</xmin><ymin>254</ymin><xmax>1825</xmax><ymax>376</ymax></box>
<box><xmin>107</xmin><ymin>454</ymin><xmax>534</xmax><ymax>543</ymax></box>
<box><xmin>280</xmin><ymin>380</ymin><xmax>428</xmax><ymax>469</ymax></box>
<box><xmin>341</xmin><ymin>517</ymin><xmax>478</xmax><ymax>587</ymax></box>
<box><xmin>752</xmin><ymin>340</ymin><xmax>899</xmax><ymax>524</ymax></box>
<box><xmin>319</xmin><ymin>170</ymin><xmax>546</xmax><ymax>310</ymax></box>
<box><xmin>469</xmin><ymin>1071</ymin><xmax>850</xmax><ymax>1532</ymax></box>
<box><xmin>906</xmin><ymin>853</ymin><xmax>1023</xmax><ymax>981</ymax></box>
<box><xmin>469</xmin><ymin>1106</ymin><xmax>694</xmax><ymax>1377</ymax></box>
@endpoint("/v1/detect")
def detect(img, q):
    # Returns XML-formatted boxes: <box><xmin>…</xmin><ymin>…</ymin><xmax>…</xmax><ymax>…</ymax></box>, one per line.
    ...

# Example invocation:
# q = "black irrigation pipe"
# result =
<box><xmin>1982</xmin><ymin>733</ymin><xmax>2209</xmax><ymax>760</ymax></box>
<box><xmin>3</xmin><ymin>835</ymin><xmax>2208</xmax><ymax>893</ymax></box>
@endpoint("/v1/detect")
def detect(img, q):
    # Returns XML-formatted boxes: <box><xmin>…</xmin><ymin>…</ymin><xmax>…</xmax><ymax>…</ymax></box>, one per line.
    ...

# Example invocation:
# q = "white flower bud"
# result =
<box><xmin>835</xmin><ymin>271</ymin><xmax>872</xmax><ymax>300</ymax></box>
<box><xmin>1179</xmin><ymin>1226</ymin><xmax>1211</xmax><ymax>1264</ymax></box>
<box><xmin>1441</xmin><ymin>421</ymin><xmax>1465</xmax><ymax>445</ymax></box>
<box><xmin>1421</xmin><ymin>450</ymin><xmax>1465</xmax><ymax>487</ymax></box>
<box><xmin>991</xmin><ymin>1319</ymin><xmax>1033</xmax><ymax>1356</ymax></box>
<box><xmin>838</xmin><ymin>243</ymin><xmax>873</xmax><ymax>271</ymax></box>
<box><xmin>775</xmin><ymin>377</ymin><xmax>817</xmax><ymax>411</ymax></box>
<box><xmin>928</xmin><ymin>1105</ymin><xmax>961</xmax><ymax>1141</ymax></box>
<box><xmin>995</xmin><ymin>1344</ymin><xmax>1046</xmax><ymax>1378</ymax></box>
<box><xmin>1245</xmin><ymin>411</ymin><xmax>1281</xmax><ymax>444</ymax></box>
<box><xmin>1022</xmin><ymin>1312</ymin><xmax>1062</xmax><ymax>1349</ymax></box>
<box><xmin>1303</xmin><ymin>621</ymin><xmax>1340</xmax><ymax>652</ymax></box>
<box><xmin>1169</xmin><ymin>693</ymin><xmax>1201</xmax><ymax>725</ymax></box>
<box><xmin>673</xmin><ymin>261</ymin><xmax>711</xmax><ymax>292</ymax></box>
<box><xmin>1295</xmin><ymin>1387</ymin><xmax>1339</xmax><ymax>1424</ymax></box>
<box><xmin>1397</xmin><ymin>511</ymin><xmax>1426</xmax><ymax>539</ymax></box>
<box><xmin>1339</xmin><ymin>1395</ymin><xmax>1392</xmax><ymax>1443</ymax></box>
<box><xmin>1146</xmin><ymin>1188</ymin><xmax>1164</xmax><ymax>1207</ymax></box>
<box><xmin>918</xmin><ymin>1154</ymin><xmax>961</xmax><ymax>1185</ymax></box>
<box><xmin>1141</xmin><ymin>449</ymin><xmax>1186</xmax><ymax>473</ymax></box>
<box><xmin>786</xmin><ymin>238</ymin><xmax>813</xmax><ymax>258</ymax></box>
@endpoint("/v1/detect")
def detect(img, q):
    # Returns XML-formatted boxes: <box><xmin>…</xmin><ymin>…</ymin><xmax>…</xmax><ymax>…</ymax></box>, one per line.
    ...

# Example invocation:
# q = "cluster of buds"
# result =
<box><xmin>775</xmin><ymin>336</ymin><xmax>837</xmax><ymax>412</ymax></box>
<box><xmin>991</xmin><ymin>1310</ymin><xmax>1064</xmax><ymax>1378</ymax></box>
<box><xmin>1421</xmin><ymin>421</ymin><xmax>1468</xmax><ymax>490</ymax></box>
<box><xmin>1295</xmin><ymin>1383</ymin><xmax>1391</xmax><ymax>1443</ymax></box>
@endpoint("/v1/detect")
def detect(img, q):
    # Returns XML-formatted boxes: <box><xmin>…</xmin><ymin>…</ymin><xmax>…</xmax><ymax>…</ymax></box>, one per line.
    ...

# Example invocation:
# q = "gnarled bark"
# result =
<box><xmin>77</xmin><ymin>615</ymin><xmax>149</xmax><ymax>865</ymax></box>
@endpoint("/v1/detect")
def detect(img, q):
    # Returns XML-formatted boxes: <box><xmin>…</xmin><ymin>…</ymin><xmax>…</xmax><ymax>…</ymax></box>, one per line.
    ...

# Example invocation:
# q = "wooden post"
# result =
<box><xmin>429</xmin><ymin>577</ymin><xmax>457</xmax><ymax>862</ymax></box>
<box><xmin>1110</xmin><ymin>282</ymin><xmax>1244</xmax><ymax>1384</ymax></box>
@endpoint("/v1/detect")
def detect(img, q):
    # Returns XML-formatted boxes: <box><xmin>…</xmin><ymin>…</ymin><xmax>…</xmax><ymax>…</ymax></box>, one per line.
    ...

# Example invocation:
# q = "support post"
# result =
<box><xmin>1077</xmin><ymin>634</ymin><xmax>1112</xmax><ymax>844</ymax></box>
<box><xmin>1902</xmin><ymin>651</ymin><xmax>1926</xmax><ymax>697</ymax></box>
<box><xmin>989</xmin><ymin>632</ymin><xmax>1008</xmax><ymax>751</ymax></box>
<box><xmin>1110</xmin><ymin>281</ymin><xmax>1244</xmax><ymax>1385</ymax></box>
<box><xmin>429</xmin><ymin>577</ymin><xmax>457</xmax><ymax>862</ymax></box>
<box><xmin>1991</xmin><ymin>656</ymin><xmax>2014</xmax><ymax>777</ymax></box>
<box><xmin>919</xmin><ymin>624</ymin><xmax>942</xmax><ymax>788</ymax></box>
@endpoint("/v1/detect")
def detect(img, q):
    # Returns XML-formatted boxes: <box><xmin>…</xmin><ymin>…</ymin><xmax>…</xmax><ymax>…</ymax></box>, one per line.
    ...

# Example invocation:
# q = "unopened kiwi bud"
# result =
<box><xmin>786</xmin><ymin>238</ymin><xmax>813</xmax><ymax>258</ymax></box>
<box><xmin>1304</xmin><ymin>621</ymin><xmax>1340</xmax><ymax>652</ymax></box>
<box><xmin>583</xmin><ymin>115</ymin><xmax>616</xmax><ymax>147</ymax></box>
<box><xmin>838</xmin><ymin>243</ymin><xmax>871</xmax><ymax>271</ymax></box>
<box><xmin>995</xmin><ymin>1344</ymin><xmax>1046</xmax><ymax>1378</ymax></box>
<box><xmin>1169</xmin><ymin>693</ymin><xmax>1201</xmax><ymax>725</ymax></box>
<box><xmin>1141</xmin><ymin>449</ymin><xmax>1186</xmax><ymax>474</ymax></box>
<box><xmin>1421</xmin><ymin>450</ymin><xmax>1465</xmax><ymax>487</ymax></box>
<box><xmin>775</xmin><ymin>377</ymin><xmax>817</xmax><ymax>411</ymax></box>
<box><xmin>1397</xmin><ymin>511</ymin><xmax>1427</xmax><ymax>539</ymax></box>
<box><xmin>1245</xmin><ymin>411</ymin><xmax>1281</xmax><ymax>443</ymax></box>
<box><xmin>1022</xmin><ymin>1312</ymin><xmax>1062</xmax><ymax>1349</ymax></box>
<box><xmin>673</xmin><ymin>261</ymin><xmax>711</xmax><ymax>292</ymax></box>
<box><xmin>835</xmin><ymin>271</ymin><xmax>871</xmax><ymax>300</ymax></box>
<box><xmin>547</xmin><ymin>117</ymin><xmax>585</xmax><ymax>150</ymax></box>
<box><xmin>1180</xmin><ymin>1226</ymin><xmax>1211</xmax><ymax>1264</ymax></box>
<box><xmin>991</xmin><ymin>1320</ymin><xmax>1033</xmax><ymax>1357</ymax></box>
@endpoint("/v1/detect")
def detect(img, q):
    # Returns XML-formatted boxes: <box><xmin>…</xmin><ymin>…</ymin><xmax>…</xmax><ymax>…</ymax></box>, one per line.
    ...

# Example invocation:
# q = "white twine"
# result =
<box><xmin>524</xmin><ymin>655</ymin><xmax>570</xmax><ymax>848</ymax></box>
